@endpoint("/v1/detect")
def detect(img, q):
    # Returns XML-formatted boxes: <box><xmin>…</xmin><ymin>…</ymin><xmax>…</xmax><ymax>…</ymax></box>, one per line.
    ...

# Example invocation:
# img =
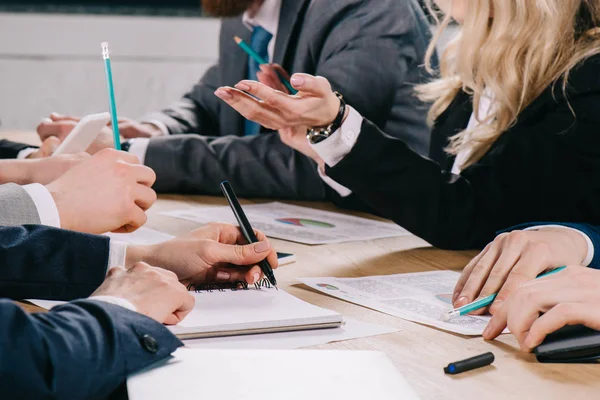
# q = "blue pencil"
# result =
<box><xmin>442</xmin><ymin>266</ymin><xmax>567</xmax><ymax>321</ymax></box>
<box><xmin>101</xmin><ymin>42</ymin><xmax>121</xmax><ymax>150</ymax></box>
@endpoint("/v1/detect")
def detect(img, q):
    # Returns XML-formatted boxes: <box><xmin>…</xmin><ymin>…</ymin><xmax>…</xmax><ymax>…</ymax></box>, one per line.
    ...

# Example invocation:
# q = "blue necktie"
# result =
<box><xmin>245</xmin><ymin>25</ymin><xmax>273</xmax><ymax>136</ymax></box>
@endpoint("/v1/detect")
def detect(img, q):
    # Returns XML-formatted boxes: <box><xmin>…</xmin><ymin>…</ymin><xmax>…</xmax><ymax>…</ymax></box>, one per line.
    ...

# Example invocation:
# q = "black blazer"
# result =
<box><xmin>0</xmin><ymin>139</ymin><xmax>30</xmax><ymax>159</ymax></box>
<box><xmin>1</xmin><ymin>299</ymin><xmax>181</xmax><ymax>399</ymax></box>
<box><xmin>0</xmin><ymin>225</ymin><xmax>110</xmax><ymax>300</ymax></box>
<box><xmin>327</xmin><ymin>54</ymin><xmax>600</xmax><ymax>250</ymax></box>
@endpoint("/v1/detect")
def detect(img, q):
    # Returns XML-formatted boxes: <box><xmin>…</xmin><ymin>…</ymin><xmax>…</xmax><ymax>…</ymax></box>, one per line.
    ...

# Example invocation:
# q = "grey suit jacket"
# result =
<box><xmin>0</xmin><ymin>184</ymin><xmax>41</xmax><ymax>226</ymax></box>
<box><xmin>144</xmin><ymin>0</ymin><xmax>433</xmax><ymax>199</ymax></box>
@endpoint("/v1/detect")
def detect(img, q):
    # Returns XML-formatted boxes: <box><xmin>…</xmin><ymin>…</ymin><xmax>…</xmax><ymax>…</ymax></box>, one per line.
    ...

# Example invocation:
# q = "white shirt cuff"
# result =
<box><xmin>88</xmin><ymin>296</ymin><xmax>137</xmax><ymax>312</ymax></box>
<box><xmin>524</xmin><ymin>225</ymin><xmax>594</xmax><ymax>267</ymax></box>
<box><xmin>317</xmin><ymin>167</ymin><xmax>352</xmax><ymax>197</ymax></box>
<box><xmin>128</xmin><ymin>138</ymin><xmax>150</xmax><ymax>165</ymax></box>
<box><xmin>311</xmin><ymin>105</ymin><xmax>363</xmax><ymax>167</ymax></box>
<box><xmin>22</xmin><ymin>183</ymin><xmax>61</xmax><ymax>228</ymax></box>
<box><xmin>17</xmin><ymin>148</ymin><xmax>38</xmax><ymax>159</ymax></box>
<box><xmin>145</xmin><ymin>120</ymin><xmax>170</xmax><ymax>136</ymax></box>
<box><xmin>108</xmin><ymin>240</ymin><xmax>128</xmax><ymax>271</ymax></box>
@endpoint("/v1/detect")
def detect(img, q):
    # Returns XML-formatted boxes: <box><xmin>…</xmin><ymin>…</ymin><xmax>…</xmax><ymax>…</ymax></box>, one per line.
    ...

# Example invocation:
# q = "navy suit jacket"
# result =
<box><xmin>0</xmin><ymin>299</ymin><xmax>182</xmax><ymax>399</ymax></box>
<box><xmin>0</xmin><ymin>225</ymin><xmax>110</xmax><ymax>300</ymax></box>
<box><xmin>0</xmin><ymin>139</ymin><xmax>30</xmax><ymax>159</ymax></box>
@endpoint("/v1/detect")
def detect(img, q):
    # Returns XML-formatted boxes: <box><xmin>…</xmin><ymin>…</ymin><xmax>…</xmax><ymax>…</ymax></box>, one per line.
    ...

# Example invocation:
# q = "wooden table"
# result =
<box><xmin>5</xmin><ymin>131</ymin><xmax>600</xmax><ymax>399</ymax></box>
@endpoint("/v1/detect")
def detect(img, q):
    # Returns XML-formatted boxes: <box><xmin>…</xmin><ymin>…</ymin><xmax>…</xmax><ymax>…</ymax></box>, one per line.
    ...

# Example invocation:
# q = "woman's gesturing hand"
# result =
<box><xmin>214</xmin><ymin>73</ymin><xmax>341</xmax><ymax>130</ymax></box>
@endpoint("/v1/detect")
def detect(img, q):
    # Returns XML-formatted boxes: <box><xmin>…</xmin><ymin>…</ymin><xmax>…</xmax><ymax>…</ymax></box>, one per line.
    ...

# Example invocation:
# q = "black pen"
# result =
<box><xmin>220</xmin><ymin>181</ymin><xmax>277</xmax><ymax>288</ymax></box>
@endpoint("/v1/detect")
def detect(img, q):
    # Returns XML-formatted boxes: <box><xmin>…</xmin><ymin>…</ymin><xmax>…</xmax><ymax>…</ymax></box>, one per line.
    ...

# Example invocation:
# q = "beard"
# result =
<box><xmin>201</xmin><ymin>0</ymin><xmax>258</xmax><ymax>17</ymax></box>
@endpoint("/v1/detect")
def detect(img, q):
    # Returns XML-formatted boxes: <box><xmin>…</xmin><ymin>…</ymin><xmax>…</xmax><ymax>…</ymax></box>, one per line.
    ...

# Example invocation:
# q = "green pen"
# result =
<box><xmin>234</xmin><ymin>36</ymin><xmax>298</xmax><ymax>94</ymax></box>
<box><xmin>101</xmin><ymin>42</ymin><xmax>121</xmax><ymax>150</ymax></box>
<box><xmin>442</xmin><ymin>266</ymin><xmax>567</xmax><ymax>321</ymax></box>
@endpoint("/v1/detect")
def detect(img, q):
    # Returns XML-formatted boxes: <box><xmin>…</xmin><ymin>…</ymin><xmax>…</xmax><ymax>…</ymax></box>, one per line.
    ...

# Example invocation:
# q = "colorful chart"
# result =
<box><xmin>317</xmin><ymin>283</ymin><xmax>339</xmax><ymax>290</ymax></box>
<box><xmin>435</xmin><ymin>293</ymin><xmax>453</xmax><ymax>305</ymax></box>
<box><xmin>275</xmin><ymin>218</ymin><xmax>335</xmax><ymax>229</ymax></box>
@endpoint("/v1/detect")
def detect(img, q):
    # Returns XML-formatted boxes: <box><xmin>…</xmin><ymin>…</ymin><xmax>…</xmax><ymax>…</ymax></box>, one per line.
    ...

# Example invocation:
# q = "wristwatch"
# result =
<box><xmin>306</xmin><ymin>92</ymin><xmax>346</xmax><ymax>145</ymax></box>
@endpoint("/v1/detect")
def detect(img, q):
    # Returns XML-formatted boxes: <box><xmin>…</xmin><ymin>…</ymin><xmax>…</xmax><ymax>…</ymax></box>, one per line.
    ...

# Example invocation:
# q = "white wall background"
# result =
<box><xmin>0</xmin><ymin>13</ymin><xmax>220</xmax><ymax>131</ymax></box>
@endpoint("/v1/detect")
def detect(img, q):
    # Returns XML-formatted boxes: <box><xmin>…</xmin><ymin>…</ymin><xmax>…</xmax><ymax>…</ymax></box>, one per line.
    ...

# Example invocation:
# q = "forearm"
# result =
<box><xmin>145</xmin><ymin>133</ymin><xmax>329</xmax><ymax>199</ymax></box>
<box><xmin>0</xmin><ymin>300</ymin><xmax>181</xmax><ymax>399</ymax></box>
<box><xmin>0</xmin><ymin>160</ymin><xmax>33</xmax><ymax>185</ymax></box>
<box><xmin>0</xmin><ymin>225</ymin><xmax>109</xmax><ymax>300</ymax></box>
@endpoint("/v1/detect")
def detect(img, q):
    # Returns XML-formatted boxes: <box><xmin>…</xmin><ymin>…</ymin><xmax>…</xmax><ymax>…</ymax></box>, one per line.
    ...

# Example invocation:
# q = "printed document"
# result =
<box><xmin>299</xmin><ymin>271</ymin><xmax>508</xmax><ymax>336</ymax></box>
<box><xmin>160</xmin><ymin>202</ymin><xmax>409</xmax><ymax>244</ymax></box>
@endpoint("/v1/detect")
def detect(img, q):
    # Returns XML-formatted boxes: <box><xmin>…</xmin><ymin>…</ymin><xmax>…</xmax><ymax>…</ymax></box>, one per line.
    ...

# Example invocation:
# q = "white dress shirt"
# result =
<box><xmin>310</xmin><ymin>99</ymin><xmax>595</xmax><ymax>266</ymax></box>
<box><xmin>131</xmin><ymin>0</ymin><xmax>283</xmax><ymax>164</ymax></box>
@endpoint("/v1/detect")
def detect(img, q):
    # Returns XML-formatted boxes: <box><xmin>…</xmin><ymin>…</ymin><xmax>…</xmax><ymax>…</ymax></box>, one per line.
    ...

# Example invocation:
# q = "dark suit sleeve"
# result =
<box><xmin>0</xmin><ymin>299</ymin><xmax>182</xmax><ymax>399</ymax></box>
<box><xmin>325</xmin><ymin>92</ymin><xmax>600</xmax><ymax>250</ymax></box>
<box><xmin>500</xmin><ymin>222</ymin><xmax>600</xmax><ymax>270</ymax></box>
<box><xmin>0</xmin><ymin>139</ymin><xmax>34</xmax><ymax>159</ymax></box>
<box><xmin>143</xmin><ymin>64</ymin><xmax>221</xmax><ymax>136</ymax></box>
<box><xmin>0</xmin><ymin>225</ymin><xmax>110</xmax><ymax>300</ymax></box>
<box><xmin>145</xmin><ymin>133</ymin><xmax>327</xmax><ymax>198</ymax></box>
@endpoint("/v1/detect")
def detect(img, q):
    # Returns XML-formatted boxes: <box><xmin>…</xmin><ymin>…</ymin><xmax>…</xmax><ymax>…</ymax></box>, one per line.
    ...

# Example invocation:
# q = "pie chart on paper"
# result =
<box><xmin>275</xmin><ymin>218</ymin><xmax>335</xmax><ymax>229</ymax></box>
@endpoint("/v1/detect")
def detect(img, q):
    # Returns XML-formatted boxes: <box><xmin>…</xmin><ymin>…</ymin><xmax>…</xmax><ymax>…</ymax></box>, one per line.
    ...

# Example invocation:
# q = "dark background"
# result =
<box><xmin>0</xmin><ymin>0</ymin><xmax>430</xmax><ymax>18</ymax></box>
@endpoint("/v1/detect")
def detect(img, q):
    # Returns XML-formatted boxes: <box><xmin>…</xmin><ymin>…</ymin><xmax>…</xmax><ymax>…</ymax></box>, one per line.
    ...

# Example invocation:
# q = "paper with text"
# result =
<box><xmin>299</xmin><ymin>271</ymin><xmax>508</xmax><ymax>336</ymax></box>
<box><xmin>159</xmin><ymin>202</ymin><xmax>409</xmax><ymax>245</ymax></box>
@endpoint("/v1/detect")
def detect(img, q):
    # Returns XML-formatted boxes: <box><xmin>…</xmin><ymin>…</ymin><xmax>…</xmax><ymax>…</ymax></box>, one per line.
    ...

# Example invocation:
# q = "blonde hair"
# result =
<box><xmin>418</xmin><ymin>0</ymin><xmax>600</xmax><ymax>169</ymax></box>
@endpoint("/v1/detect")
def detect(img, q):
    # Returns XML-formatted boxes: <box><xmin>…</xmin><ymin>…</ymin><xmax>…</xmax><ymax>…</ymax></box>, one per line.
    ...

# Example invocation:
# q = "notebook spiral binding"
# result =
<box><xmin>188</xmin><ymin>277</ymin><xmax>272</xmax><ymax>293</ymax></box>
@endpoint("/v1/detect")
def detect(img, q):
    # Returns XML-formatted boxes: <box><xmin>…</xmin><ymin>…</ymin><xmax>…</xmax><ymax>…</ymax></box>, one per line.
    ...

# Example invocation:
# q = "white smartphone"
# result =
<box><xmin>52</xmin><ymin>112</ymin><xmax>111</xmax><ymax>156</ymax></box>
<box><xmin>277</xmin><ymin>252</ymin><xmax>296</xmax><ymax>266</ymax></box>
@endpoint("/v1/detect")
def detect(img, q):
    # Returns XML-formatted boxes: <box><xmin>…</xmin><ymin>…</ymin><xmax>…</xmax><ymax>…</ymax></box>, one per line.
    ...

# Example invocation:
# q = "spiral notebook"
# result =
<box><xmin>27</xmin><ymin>281</ymin><xmax>343</xmax><ymax>340</ymax></box>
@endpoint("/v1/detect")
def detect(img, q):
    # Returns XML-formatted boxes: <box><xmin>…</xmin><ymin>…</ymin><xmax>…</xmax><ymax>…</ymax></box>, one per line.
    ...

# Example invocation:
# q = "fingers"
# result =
<box><xmin>271</xmin><ymin>64</ymin><xmax>291</xmax><ymax>81</ymax></box>
<box><xmin>133</xmin><ymin>185</ymin><xmax>158</xmax><ymax>211</ymax></box>
<box><xmin>214</xmin><ymin>265</ymin><xmax>263</xmax><ymax>284</ymax></box>
<box><xmin>488</xmin><ymin>253</ymin><xmax>542</xmax><ymax>315</ymax></box>
<box><xmin>214</xmin><ymin>87</ymin><xmax>289</xmax><ymax>129</ymax></box>
<box><xmin>37</xmin><ymin>120</ymin><xmax>76</xmax><ymax>140</ymax></box>
<box><xmin>454</xmin><ymin>242</ymin><xmax>502</xmax><ymax>309</ymax></box>
<box><xmin>97</xmin><ymin>148</ymin><xmax>140</xmax><ymax>165</ymax></box>
<box><xmin>50</xmin><ymin>112</ymin><xmax>80</xmax><ymax>122</ymax></box>
<box><xmin>129</xmin><ymin>163</ymin><xmax>157</xmax><ymax>187</ymax></box>
<box><xmin>167</xmin><ymin>290</ymin><xmax>195</xmax><ymax>325</ymax></box>
<box><xmin>254</xmin><ymin>229</ymin><xmax>279</xmax><ymax>269</ymax></box>
<box><xmin>258</xmin><ymin>65</ymin><xmax>287</xmax><ymax>93</ymax></box>
<box><xmin>289</xmin><ymin>73</ymin><xmax>332</xmax><ymax>97</ymax></box>
<box><xmin>116</xmin><ymin>206</ymin><xmax>148</xmax><ymax>233</ymax></box>
<box><xmin>205</xmin><ymin>240</ymin><xmax>274</xmax><ymax>266</ymax></box>
<box><xmin>453</xmin><ymin>245</ymin><xmax>489</xmax><ymax>303</ymax></box>
<box><xmin>522</xmin><ymin>303</ymin><xmax>591</xmax><ymax>351</ymax></box>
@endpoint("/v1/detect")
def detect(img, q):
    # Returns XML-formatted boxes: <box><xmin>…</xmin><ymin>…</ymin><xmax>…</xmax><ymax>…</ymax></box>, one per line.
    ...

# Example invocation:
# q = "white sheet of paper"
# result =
<box><xmin>183</xmin><ymin>318</ymin><xmax>398</xmax><ymax>349</ymax></box>
<box><xmin>104</xmin><ymin>227</ymin><xmax>175</xmax><ymax>245</ymax></box>
<box><xmin>159</xmin><ymin>202</ymin><xmax>409</xmax><ymax>244</ymax></box>
<box><xmin>298</xmin><ymin>271</ymin><xmax>508</xmax><ymax>336</ymax></box>
<box><xmin>127</xmin><ymin>348</ymin><xmax>421</xmax><ymax>400</ymax></box>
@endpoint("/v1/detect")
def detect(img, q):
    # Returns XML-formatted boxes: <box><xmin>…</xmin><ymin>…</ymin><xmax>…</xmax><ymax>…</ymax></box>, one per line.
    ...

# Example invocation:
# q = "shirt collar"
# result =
<box><xmin>242</xmin><ymin>0</ymin><xmax>281</xmax><ymax>36</ymax></box>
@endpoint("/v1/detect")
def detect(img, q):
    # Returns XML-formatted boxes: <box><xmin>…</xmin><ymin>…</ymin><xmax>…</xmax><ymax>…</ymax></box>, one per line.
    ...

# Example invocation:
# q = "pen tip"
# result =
<box><xmin>234</xmin><ymin>36</ymin><xmax>242</xmax><ymax>44</ymax></box>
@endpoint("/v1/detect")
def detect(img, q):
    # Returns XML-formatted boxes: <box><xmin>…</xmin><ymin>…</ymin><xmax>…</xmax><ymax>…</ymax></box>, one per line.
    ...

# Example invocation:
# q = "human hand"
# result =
<box><xmin>256</xmin><ymin>63</ymin><xmax>290</xmax><ymax>94</ymax></box>
<box><xmin>117</xmin><ymin>118</ymin><xmax>164</xmax><ymax>139</ymax></box>
<box><xmin>126</xmin><ymin>223</ymin><xmax>279</xmax><ymax>286</ymax></box>
<box><xmin>483</xmin><ymin>267</ymin><xmax>600</xmax><ymax>352</ymax></box>
<box><xmin>37</xmin><ymin>113</ymin><xmax>81</xmax><ymax>142</ymax></box>
<box><xmin>46</xmin><ymin>148</ymin><xmax>156</xmax><ymax>234</ymax></box>
<box><xmin>452</xmin><ymin>228</ymin><xmax>587</xmax><ymax>315</ymax></box>
<box><xmin>25</xmin><ymin>136</ymin><xmax>61</xmax><ymax>159</ymax></box>
<box><xmin>24</xmin><ymin>152</ymin><xmax>90</xmax><ymax>185</ymax></box>
<box><xmin>214</xmin><ymin>73</ymin><xmax>342</xmax><ymax>131</ymax></box>
<box><xmin>91</xmin><ymin>263</ymin><xmax>194</xmax><ymax>325</ymax></box>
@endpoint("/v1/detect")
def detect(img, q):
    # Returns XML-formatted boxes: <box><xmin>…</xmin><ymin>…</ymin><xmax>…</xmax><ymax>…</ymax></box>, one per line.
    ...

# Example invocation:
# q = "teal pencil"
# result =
<box><xmin>234</xmin><ymin>36</ymin><xmax>298</xmax><ymax>94</ymax></box>
<box><xmin>101</xmin><ymin>42</ymin><xmax>122</xmax><ymax>151</ymax></box>
<box><xmin>442</xmin><ymin>266</ymin><xmax>568</xmax><ymax>321</ymax></box>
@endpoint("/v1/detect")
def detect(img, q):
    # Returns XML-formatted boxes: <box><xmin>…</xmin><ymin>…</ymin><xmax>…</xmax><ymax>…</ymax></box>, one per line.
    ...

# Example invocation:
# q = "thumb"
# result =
<box><xmin>208</xmin><ymin>240</ymin><xmax>272</xmax><ymax>266</ymax></box>
<box><xmin>271</xmin><ymin>63</ymin><xmax>291</xmax><ymax>81</ymax></box>
<box><xmin>39</xmin><ymin>136</ymin><xmax>61</xmax><ymax>157</ymax></box>
<box><xmin>289</xmin><ymin>73</ymin><xmax>332</xmax><ymax>97</ymax></box>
